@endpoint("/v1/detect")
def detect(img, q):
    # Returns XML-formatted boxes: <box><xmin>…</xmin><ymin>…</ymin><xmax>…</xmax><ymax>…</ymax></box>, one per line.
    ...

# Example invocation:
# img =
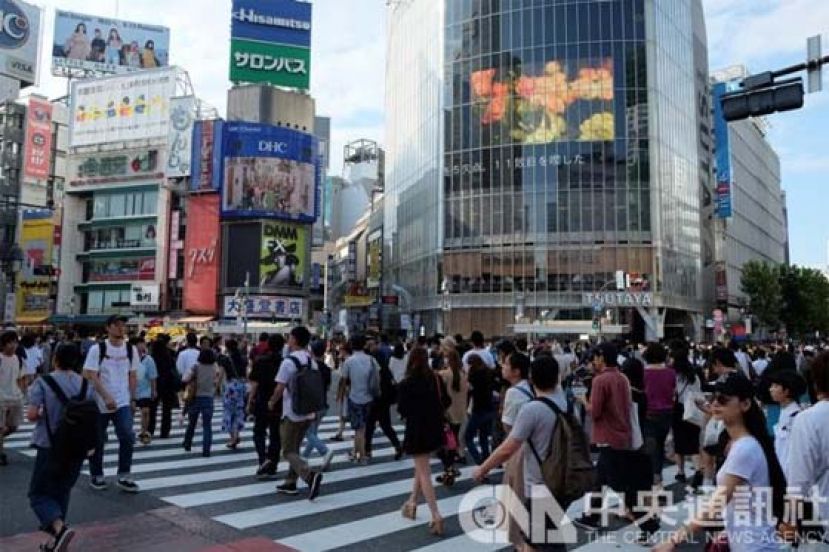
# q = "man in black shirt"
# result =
<box><xmin>248</xmin><ymin>334</ymin><xmax>284</xmax><ymax>479</ymax></box>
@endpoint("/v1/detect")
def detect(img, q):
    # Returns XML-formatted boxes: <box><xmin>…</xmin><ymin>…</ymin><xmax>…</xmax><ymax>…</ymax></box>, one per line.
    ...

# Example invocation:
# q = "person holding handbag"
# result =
<box><xmin>670</xmin><ymin>342</ymin><xmax>702</xmax><ymax>484</ymax></box>
<box><xmin>397</xmin><ymin>347</ymin><xmax>450</xmax><ymax>537</ymax></box>
<box><xmin>182</xmin><ymin>349</ymin><xmax>221</xmax><ymax>457</ymax></box>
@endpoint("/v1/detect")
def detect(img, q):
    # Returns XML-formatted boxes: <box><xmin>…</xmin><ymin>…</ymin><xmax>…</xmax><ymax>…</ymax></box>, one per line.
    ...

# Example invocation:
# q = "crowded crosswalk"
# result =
<box><xmin>4</xmin><ymin>401</ymin><xmax>691</xmax><ymax>551</ymax></box>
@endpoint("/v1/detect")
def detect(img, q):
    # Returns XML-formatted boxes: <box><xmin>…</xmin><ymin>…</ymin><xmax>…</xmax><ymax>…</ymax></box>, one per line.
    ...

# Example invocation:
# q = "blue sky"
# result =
<box><xmin>30</xmin><ymin>0</ymin><xmax>829</xmax><ymax>266</ymax></box>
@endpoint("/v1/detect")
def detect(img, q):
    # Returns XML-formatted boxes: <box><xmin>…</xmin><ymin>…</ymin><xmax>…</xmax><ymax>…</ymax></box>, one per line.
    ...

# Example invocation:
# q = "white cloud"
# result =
<box><xmin>703</xmin><ymin>0</ymin><xmax>829</xmax><ymax>69</ymax></box>
<box><xmin>26</xmin><ymin>0</ymin><xmax>388</xmax><ymax>173</ymax></box>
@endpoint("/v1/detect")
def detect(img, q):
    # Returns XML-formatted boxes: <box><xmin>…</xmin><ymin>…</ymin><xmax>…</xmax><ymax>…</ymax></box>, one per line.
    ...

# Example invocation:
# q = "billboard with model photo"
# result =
<box><xmin>52</xmin><ymin>10</ymin><xmax>170</xmax><ymax>75</ymax></box>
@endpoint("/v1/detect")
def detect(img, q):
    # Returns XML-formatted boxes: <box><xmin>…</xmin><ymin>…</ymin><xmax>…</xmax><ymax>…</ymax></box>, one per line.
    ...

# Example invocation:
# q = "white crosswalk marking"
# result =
<box><xmin>6</xmin><ymin>399</ymin><xmax>690</xmax><ymax>551</ymax></box>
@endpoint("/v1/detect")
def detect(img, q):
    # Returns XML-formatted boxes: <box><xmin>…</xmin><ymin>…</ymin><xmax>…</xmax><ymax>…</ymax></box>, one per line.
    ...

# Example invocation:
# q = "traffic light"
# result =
<box><xmin>721</xmin><ymin>78</ymin><xmax>804</xmax><ymax>122</ymax></box>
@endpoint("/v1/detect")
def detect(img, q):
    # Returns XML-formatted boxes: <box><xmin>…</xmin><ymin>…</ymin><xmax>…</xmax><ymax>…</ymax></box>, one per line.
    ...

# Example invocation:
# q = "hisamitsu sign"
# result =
<box><xmin>582</xmin><ymin>292</ymin><xmax>654</xmax><ymax>307</ymax></box>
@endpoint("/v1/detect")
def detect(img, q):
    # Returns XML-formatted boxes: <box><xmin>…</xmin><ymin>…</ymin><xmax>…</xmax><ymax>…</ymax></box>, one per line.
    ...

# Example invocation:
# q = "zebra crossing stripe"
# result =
<box><xmin>213</xmin><ymin>467</ymin><xmax>485</xmax><ymax>530</ymax></box>
<box><xmin>163</xmin><ymin>456</ymin><xmax>437</xmax><ymax>507</ymax></box>
<box><xmin>405</xmin><ymin>534</ymin><xmax>506</xmax><ymax>552</ymax></box>
<box><xmin>138</xmin><ymin>441</ymin><xmax>403</xmax><ymax>491</ymax></box>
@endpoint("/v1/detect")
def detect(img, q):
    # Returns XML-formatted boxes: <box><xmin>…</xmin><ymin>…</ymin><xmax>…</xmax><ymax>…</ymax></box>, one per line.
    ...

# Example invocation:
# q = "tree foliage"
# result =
<box><xmin>740</xmin><ymin>260</ymin><xmax>782</xmax><ymax>331</ymax></box>
<box><xmin>740</xmin><ymin>260</ymin><xmax>829</xmax><ymax>338</ymax></box>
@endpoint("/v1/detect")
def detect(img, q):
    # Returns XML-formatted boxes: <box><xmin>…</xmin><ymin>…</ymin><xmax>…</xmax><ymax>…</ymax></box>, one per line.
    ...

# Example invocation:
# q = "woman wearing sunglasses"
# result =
<box><xmin>654</xmin><ymin>371</ymin><xmax>787</xmax><ymax>552</ymax></box>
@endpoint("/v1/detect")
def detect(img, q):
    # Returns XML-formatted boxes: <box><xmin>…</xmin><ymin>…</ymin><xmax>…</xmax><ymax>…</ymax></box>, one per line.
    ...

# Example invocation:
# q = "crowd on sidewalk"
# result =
<box><xmin>2</xmin><ymin>318</ymin><xmax>829</xmax><ymax>551</ymax></box>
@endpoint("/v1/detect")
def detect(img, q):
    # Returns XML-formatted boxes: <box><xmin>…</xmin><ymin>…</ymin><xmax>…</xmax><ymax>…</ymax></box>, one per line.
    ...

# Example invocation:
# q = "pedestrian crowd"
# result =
<box><xmin>2</xmin><ymin>318</ymin><xmax>829</xmax><ymax>552</ymax></box>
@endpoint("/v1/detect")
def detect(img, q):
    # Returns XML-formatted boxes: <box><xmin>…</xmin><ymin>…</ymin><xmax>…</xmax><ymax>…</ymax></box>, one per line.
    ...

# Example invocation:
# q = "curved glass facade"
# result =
<box><xmin>386</xmin><ymin>0</ymin><xmax>707</xmax><ymax>337</ymax></box>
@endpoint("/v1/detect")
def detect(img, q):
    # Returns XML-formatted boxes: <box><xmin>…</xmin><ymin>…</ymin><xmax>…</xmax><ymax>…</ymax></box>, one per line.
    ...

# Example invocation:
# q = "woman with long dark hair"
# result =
<box><xmin>397</xmin><ymin>347</ymin><xmax>450</xmax><ymax>536</ymax></box>
<box><xmin>669</xmin><ymin>342</ymin><xmax>702</xmax><ymax>483</ymax></box>
<box><xmin>149</xmin><ymin>337</ymin><xmax>179</xmax><ymax>439</ymax></box>
<box><xmin>220</xmin><ymin>339</ymin><xmax>247</xmax><ymax>450</ymax></box>
<box><xmin>465</xmin><ymin>354</ymin><xmax>496</xmax><ymax>464</ymax></box>
<box><xmin>654</xmin><ymin>371</ymin><xmax>786</xmax><ymax>552</ymax></box>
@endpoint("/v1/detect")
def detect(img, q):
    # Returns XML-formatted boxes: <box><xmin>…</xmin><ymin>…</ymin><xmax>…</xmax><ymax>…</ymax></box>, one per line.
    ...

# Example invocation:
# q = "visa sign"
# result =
<box><xmin>0</xmin><ymin>0</ymin><xmax>29</xmax><ymax>47</ymax></box>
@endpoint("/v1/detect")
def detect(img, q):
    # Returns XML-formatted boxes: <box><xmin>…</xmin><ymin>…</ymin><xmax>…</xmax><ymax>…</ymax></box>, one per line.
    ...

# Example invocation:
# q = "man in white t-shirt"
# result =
<box><xmin>268</xmin><ymin>326</ymin><xmax>322</xmax><ymax>501</ymax></box>
<box><xmin>462</xmin><ymin>331</ymin><xmax>495</xmax><ymax>371</ymax></box>
<box><xmin>0</xmin><ymin>330</ymin><xmax>24</xmax><ymax>466</ymax></box>
<box><xmin>787</xmin><ymin>352</ymin><xmax>829</xmax><ymax>548</ymax></box>
<box><xmin>83</xmin><ymin>315</ymin><xmax>140</xmax><ymax>493</ymax></box>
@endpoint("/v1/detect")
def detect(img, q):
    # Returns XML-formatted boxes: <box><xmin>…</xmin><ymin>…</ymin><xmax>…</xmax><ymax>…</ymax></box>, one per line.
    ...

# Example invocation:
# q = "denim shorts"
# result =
<box><xmin>348</xmin><ymin>399</ymin><xmax>371</xmax><ymax>430</ymax></box>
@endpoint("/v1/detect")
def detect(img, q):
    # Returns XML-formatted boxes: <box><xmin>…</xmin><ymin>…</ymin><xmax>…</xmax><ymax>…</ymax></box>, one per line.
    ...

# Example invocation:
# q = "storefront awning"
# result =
<box><xmin>176</xmin><ymin>316</ymin><xmax>215</xmax><ymax>325</ymax></box>
<box><xmin>15</xmin><ymin>316</ymin><xmax>50</xmax><ymax>326</ymax></box>
<box><xmin>48</xmin><ymin>314</ymin><xmax>111</xmax><ymax>326</ymax></box>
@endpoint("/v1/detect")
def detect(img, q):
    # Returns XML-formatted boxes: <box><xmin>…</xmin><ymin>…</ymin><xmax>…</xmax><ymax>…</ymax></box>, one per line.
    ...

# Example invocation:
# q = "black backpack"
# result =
<box><xmin>287</xmin><ymin>355</ymin><xmax>325</xmax><ymax>415</ymax></box>
<box><xmin>98</xmin><ymin>341</ymin><xmax>135</xmax><ymax>367</ymax></box>
<box><xmin>41</xmin><ymin>376</ymin><xmax>100</xmax><ymax>461</ymax></box>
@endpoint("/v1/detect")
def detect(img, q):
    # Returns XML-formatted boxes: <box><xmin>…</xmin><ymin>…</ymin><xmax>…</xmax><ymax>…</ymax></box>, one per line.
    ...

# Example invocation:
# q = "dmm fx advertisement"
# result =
<box><xmin>222</xmin><ymin>122</ymin><xmax>319</xmax><ymax>223</ymax></box>
<box><xmin>260</xmin><ymin>221</ymin><xmax>307</xmax><ymax>290</ymax></box>
<box><xmin>230</xmin><ymin>0</ymin><xmax>311</xmax><ymax>89</ymax></box>
<box><xmin>52</xmin><ymin>10</ymin><xmax>170</xmax><ymax>75</ymax></box>
<box><xmin>69</xmin><ymin>67</ymin><xmax>178</xmax><ymax>147</ymax></box>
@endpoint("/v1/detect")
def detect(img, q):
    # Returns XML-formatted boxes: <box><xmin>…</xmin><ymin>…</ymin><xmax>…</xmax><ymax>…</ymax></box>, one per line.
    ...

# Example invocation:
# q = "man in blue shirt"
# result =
<box><xmin>133</xmin><ymin>337</ymin><xmax>157</xmax><ymax>446</ymax></box>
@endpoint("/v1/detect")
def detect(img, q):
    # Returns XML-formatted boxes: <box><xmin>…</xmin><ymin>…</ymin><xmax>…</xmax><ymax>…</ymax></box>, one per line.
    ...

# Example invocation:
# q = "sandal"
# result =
<box><xmin>428</xmin><ymin>517</ymin><xmax>444</xmax><ymax>536</ymax></box>
<box><xmin>401</xmin><ymin>501</ymin><xmax>417</xmax><ymax>520</ymax></box>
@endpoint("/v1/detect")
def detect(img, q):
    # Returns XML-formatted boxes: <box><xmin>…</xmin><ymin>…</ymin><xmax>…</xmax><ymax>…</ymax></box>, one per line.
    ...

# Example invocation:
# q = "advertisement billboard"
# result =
<box><xmin>230</xmin><ymin>0</ymin><xmax>311</xmax><ymax>89</ymax></box>
<box><xmin>67</xmin><ymin>147</ymin><xmax>163</xmax><ymax>187</ymax></box>
<box><xmin>69</xmin><ymin>67</ymin><xmax>178</xmax><ymax>147</ymax></box>
<box><xmin>16</xmin><ymin>210</ymin><xmax>54</xmax><ymax>323</ymax></box>
<box><xmin>52</xmin><ymin>10</ymin><xmax>170</xmax><ymax>75</ymax></box>
<box><xmin>366</xmin><ymin>229</ymin><xmax>382</xmax><ymax>289</ymax></box>
<box><xmin>221</xmin><ymin>122</ymin><xmax>319</xmax><ymax>222</ymax></box>
<box><xmin>183</xmin><ymin>195</ymin><xmax>221</xmax><ymax>314</ymax></box>
<box><xmin>470</xmin><ymin>58</ymin><xmax>614</xmax><ymax>143</ymax></box>
<box><xmin>712</xmin><ymin>82</ymin><xmax>733</xmax><ymax>218</ymax></box>
<box><xmin>87</xmin><ymin>257</ymin><xmax>155</xmax><ymax>282</ymax></box>
<box><xmin>260</xmin><ymin>221</ymin><xmax>307</xmax><ymax>290</ymax></box>
<box><xmin>223</xmin><ymin>295</ymin><xmax>303</xmax><ymax>320</ymax></box>
<box><xmin>190</xmin><ymin>119</ymin><xmax>224</xmax><ymax>191</ymax></box>
<box><xmin>0</xmin><ymin>0</ymin><xmax>41</xmax><ymax>86</ymax></box>
<box><xmin>23</xmin><ymin>97</ymin><xmax>53</xmax><ymax>182</ymax></box>
<box><xmin>166</xmin><ymin>96</ymin><xmax>195</xmax><ymax>178</ymax></box>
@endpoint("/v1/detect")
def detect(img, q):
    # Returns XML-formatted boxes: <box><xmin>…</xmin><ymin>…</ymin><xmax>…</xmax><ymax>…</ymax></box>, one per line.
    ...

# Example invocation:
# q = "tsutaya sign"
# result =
<box><xmin>583</xmin><ymin>292</ymin><xmax>654</xmax><ymax>307</ymax></box>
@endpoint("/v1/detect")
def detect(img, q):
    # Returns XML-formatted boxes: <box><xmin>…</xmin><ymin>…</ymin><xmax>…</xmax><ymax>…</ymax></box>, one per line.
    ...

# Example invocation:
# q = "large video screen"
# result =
<box><xmin>470</xmin><ymin>59</ymin><xmax>614</xmax><ymax>144</ymax></box>
<box><xmin>221</xmin><ymin>122</ymin><xmax>319</xmax><ymax>223</ymax></box>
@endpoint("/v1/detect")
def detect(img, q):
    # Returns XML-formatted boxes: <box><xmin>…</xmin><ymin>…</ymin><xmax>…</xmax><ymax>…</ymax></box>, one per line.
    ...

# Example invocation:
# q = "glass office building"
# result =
<box><xmin>385</xmin><ymin>0</ymin><xmax>710</xmax><ymax>339</ymax></box>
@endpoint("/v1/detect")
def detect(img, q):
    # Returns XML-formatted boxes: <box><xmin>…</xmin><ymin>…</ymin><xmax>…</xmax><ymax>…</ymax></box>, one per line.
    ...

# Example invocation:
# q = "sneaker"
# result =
<box><xmin>52</xmin><ymin>526</ymin><xmax>76</xmax><ymax>552</ymax></box>
<box><xmin>358</xmin><ymin>457</ymin><xmax>369</xmax><ymax>466</ymax></box>
<box><xmin>331</xmin><ymin>434</ymin><xmax>344</xmax><ymax>442</ymax></box>
<box><xmin>321</xmin><ymin>449</ymin><xmax>335</xmax><ymax>472</ymax></box>
<box><xmin>89</xmin><ymin>476</ymin><xmax>108</xmax><ymax>491</ymax></box>
<box><xmin>276</xmin><ymin>482</ymin><xmax>299</xmax><ymax>495</ymax></box>
<box><xmin>256</xmin><ymin>460</ymin><xmax>278</xmax><ymax>480</ymax></box>
<box><xmin>690</xmin><ymin>470</ymin><xmax>704</xmax><ymax>489</ymax></box>
<box><xmin>306</xmin><ymin>471</ymin><xmax>323</xmax><ymax>501</ymax></box>
<box><xmin>117</xmin><ymin>478</ymin><xmax>140</xmax><ymax>493</ymax></box>
<box><xmin>0</xmin><ymin>453</ymin><xmax>8</xmax><ymax>466</ymax></box>
<box><xmin>435</xmin><ymin>474</ymin><xmax>445</xmax><ymax>484</ymax></box>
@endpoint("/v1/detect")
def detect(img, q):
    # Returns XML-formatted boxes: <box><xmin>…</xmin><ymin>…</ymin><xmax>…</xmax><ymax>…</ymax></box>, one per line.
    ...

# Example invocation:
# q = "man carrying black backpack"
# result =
<box><xmin>267</xmin><ymin>326</ymin><xmax>324</xmax><ymax>500</ymax></box>
<box><xmin>26</xmin><ymin>343</ymin><xmax>97</xmax><ymax>552</ymax></box>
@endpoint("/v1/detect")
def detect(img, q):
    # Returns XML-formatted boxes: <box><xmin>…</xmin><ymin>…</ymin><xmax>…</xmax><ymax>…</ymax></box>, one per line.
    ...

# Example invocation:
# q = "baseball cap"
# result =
<box><xmin>768</xmin><ymin>370</ymin><xmax>807</xmax><ymax>399</ymax></box>
<box><xmin>714</xmin><ymin>371</ymin><xmax>755</xmax><ymax>400</ymax></box>
<box><xmin>105</xmin><ymin>314</ymin><xmax>129</xmax><ymax>326</ymax></box>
